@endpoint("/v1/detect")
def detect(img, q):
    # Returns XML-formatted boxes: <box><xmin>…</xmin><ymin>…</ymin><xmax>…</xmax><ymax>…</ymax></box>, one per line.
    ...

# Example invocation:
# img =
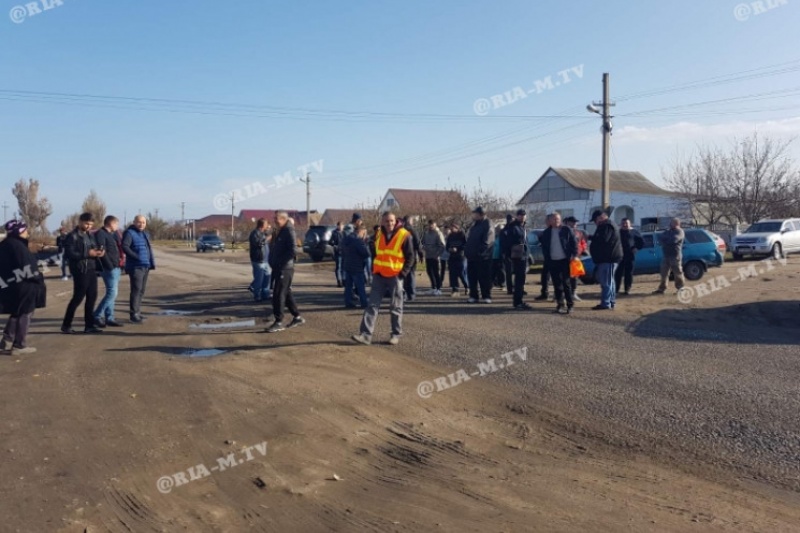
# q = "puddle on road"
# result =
<box><xmin>156</xmin><ymin>309</ymin><xmax>200</xmax><ymax>316</ymax></box>
<box><xmin>189</xmin><ymin>319</ymin><xmax>256</xmax><ymax>330</ymax></box>
<box><xmin>179</xmin><ymin>348</ymin><xmax>228</xmax><ymax>357</ymax></box>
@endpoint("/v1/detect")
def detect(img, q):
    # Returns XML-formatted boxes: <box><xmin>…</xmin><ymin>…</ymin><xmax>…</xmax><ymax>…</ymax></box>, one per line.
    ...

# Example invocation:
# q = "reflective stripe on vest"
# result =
<box><xmin>373</xmin><ymin>227</ymin><xmax>409</xmax><ymax>277</ymax></box>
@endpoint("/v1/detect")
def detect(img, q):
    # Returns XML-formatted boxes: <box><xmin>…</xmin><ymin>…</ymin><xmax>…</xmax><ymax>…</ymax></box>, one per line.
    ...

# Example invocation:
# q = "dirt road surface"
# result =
<box><xmin>1</xmin><ymin>248</ymin><xmax>799</xmax><ymax>532</ymax></box>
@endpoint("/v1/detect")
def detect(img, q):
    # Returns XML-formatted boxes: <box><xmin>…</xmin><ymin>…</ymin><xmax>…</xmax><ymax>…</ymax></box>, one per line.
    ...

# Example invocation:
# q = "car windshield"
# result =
<box><xmin>202</xmin><ymin>236</ymin><xmax>221</xmax><ymax>242</ymax></box>
<box><xmin>745</xmin><ymin>222</ymin><xmax>782</xmax><ymax>233</ymax></box>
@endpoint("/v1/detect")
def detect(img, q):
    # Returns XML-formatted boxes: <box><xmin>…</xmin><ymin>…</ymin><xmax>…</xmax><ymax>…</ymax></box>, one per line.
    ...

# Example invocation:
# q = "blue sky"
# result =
<box><xmin>1</xmin><ymin>0</ymin><xmax>799</xmax><ymax>227</ymax></box>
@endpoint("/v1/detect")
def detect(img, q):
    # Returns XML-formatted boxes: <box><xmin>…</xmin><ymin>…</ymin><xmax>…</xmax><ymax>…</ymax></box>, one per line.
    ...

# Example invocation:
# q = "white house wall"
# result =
<box><xmin>519</xmin><ymin>190</ymin><xmax>691</xmax><ymax>227</ymax></box>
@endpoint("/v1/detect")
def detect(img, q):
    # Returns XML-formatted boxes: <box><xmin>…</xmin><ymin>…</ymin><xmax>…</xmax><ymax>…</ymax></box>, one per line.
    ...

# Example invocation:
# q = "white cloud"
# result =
<box><xmin>614</xmin><ymin>116</ymin><xmax>800</xmax><ymax>145</ymax></box>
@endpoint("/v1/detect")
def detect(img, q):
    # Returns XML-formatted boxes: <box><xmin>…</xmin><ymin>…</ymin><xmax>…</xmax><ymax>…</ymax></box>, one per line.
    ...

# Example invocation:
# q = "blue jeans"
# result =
<box><xmin>250</xmin><ymin>262</ymin><xmax>271</xmax><ymax>301</ymax></box>
<box><xmin>364</xmin><ymin>257</ymin><xmax>372</xmax><ymax>284</ymax></box>
<box><xmin>95</xmin><ymin>267</ymin><xmax>121</xmax><ymax>321</ymax></box>
<box><xmin>345</xmin><ymin>271</ymin><xmax>368</xmax><ymax>308</ymax></box>
<box><xmin>595</xmin><ymin>262</ymin><xmax>617</xmax><ymax>308</ymax></box>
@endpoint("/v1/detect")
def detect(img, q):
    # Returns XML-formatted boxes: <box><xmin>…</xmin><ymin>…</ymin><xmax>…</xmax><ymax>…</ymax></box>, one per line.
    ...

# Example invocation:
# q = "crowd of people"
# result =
<box><xmin>0</xmin><ymin>205</ymin><xmax>687</xmax><ymax>355</ymax></box>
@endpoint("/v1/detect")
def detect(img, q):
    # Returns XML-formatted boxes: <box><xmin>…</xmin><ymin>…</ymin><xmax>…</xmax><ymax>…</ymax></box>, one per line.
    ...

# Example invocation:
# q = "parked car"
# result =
<box><xmin>580</xmin><ymin>228</ymin><xmax>725</xmax><ymax>283</ymax></box>
<box><xmin>730</xmin><ymin>218</ymin><xmax>800</xmax><ymax>260</ymax></box>
<box><xmin>196</xmin><ymin>234</ymin><xmax>225</xmax><ymax>253</ymax></box>
<box><xmin>303</xmin><ymin>225</ymin><xmax>336</xmax><ymax>262</ymax></box>
<box><xmin>526</xmin><ymin>229</ymin><xmax>545</xmax><ymax>268</ymax></box>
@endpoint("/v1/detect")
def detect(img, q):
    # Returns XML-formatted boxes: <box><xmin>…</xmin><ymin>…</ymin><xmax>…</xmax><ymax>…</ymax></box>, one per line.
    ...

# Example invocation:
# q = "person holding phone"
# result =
<box><xmin>61</xmin><ymin>212</ymin><xmax>105</xmax><ymax>334</ymax></box>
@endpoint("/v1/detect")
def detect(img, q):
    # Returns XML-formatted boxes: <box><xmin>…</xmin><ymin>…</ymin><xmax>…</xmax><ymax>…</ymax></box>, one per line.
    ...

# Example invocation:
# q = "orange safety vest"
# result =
<box><xmin>373</xmin><ymin>227</ymin><xmax>410</xmax><ymax>277</ymax></box>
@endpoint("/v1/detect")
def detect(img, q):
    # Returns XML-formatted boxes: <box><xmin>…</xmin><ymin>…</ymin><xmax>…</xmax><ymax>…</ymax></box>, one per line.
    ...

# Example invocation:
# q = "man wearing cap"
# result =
<box><xmin>0</xmin><ymin>220</ymin><xmax>46</xmax><ymax>354</ymax></box>
<box><xmin>504</xmin><ymin>209</ymin><xmax>532</xmax><ymax>309</ymax></box>
<box><xmin>563</xmin><ymin>216</ymin><xmax>587</xmax><ymax>301</ymax></box>
<box><xmin>62</xmin><ymin>213</ymin><xmax>106</xmax><ymax>334</ymax></box>
<box><xmin>589</xmin><ymin>210</ymin><xmax>623</xmax><ymax>310</ymax></box>
<box><xmin>352</xmin><ymin>211</ymin><xmax>414</xmax><ymax>346</ymax></box>
<box><xmin>464</xmin><ymin>207</ymin><xmax>495</xmax><ymax>303</ymax></box>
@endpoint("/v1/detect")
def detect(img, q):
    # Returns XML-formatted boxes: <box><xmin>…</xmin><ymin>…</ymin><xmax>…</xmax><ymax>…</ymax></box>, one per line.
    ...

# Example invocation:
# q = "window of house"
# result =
<box><xmin>386</xmin><ymin>198</ymin><xmax>395</xmax><ymax>207</ymax></box>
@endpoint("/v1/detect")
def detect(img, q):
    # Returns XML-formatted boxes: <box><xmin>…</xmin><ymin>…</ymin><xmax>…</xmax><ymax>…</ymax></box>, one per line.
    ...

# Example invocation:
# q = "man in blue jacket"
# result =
<box><xmin>464</xmin><ymin>207</ymin><xmax>495</xmax><ymax>303</ymax></box>
<box><xmin>265</xmin><ymin>211</ymin><xmax>305</xmax><ymax>333</ymax></box>
<box><xmin>122</xmin><ymin>215</ymin><xmax>155</xmax><ymax>323</ymax></box>
<box><xmin>248</xmin><ymin>218</ymin><xmax>271</xmax><ymax>302</ymax></box>
<box><xmin>341</xmin><ymin>225</ymin><xmax>370</xmax><ymax>308</ymax></box>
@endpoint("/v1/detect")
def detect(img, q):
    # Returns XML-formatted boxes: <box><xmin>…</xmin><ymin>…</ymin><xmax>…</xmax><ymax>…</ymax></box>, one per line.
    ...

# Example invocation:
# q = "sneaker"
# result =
<box><xmin>624</xmin><ymin>289</ymin><xmax>630</xmax><ymax>295</ymax></box>
<box><xmin>591</xmin><ymin>305</ymin><xmax>611</xmax><ymax>310</ymax></box>
<box><xmin>652</xmin><ymin>289</ymin><xmax>666</xmax><ymax>295</ymax></box>
<box><xmin>514</xmin><ymin>303</ymin><xmax>533</xmax><ymax>310</ymax></box>
<box><xmin>11</xmin><ymin>346</ymin><xmax>36</xmax><ymax>355</ymax></box>
<box><xmin>468</xmin><ymin>298</ymin><xmax>478</xmax><ymax>303</ymax></box>
<box><xmin>248</xmin><ymin>286</ymin><xmax>255</xmax><ymax>294</ymax></box>
<box><xmin>106</xmin><ymin>320</ymin><xmax>124</xmax><ymax>327</ymax></box>
<box><xmin>130</xmin><ymin>315</ymin><xmax>143</xmax><ymax>324</ymax></box>
<box><xmin>83</xmin><ymin>327</ymin><xmax>104</xmax><ymax>334</ymax></box>
<box><xmin>464</xmin><ymin>288</ymin><xmax>468</xmax><ymax>295</ymax></box>
<box><xmin>572</xmin><ymin>294</ymin><xmax>582</xmax><ymax>302</ymax></box>
<box><xmin>94</xmin><ymin>318</ymin><xmax>107</xmax><ymax>328</ymax></box>
<box><xmin>481</xmin><ymin>298</ymin><xmax>492</xmax><ymax>304</ymax></box>
<box><xmin>0</xmin><ymin>340</ymin><xmax>10</xmax><ymax>354</ymax></box>
<box><xmin>565</xmin><ymin>307</ymin><xmax>573</xmax><ymax>315</ymax></box>
<box><xmin>287</xmin><ymin>316</ymin><xmax>306</xmax><ymax>328</ymax></box>
<box><xmin>388</xmin><ymin>335</ymin><xmax>400</xmax><ymax>345</ymax></box>
<box><xmin>265</xmin><ymin>321</ymin><xmax>285</xmax><ymax>333</ymax></box>
<box><xmin>451</xmin><ymin>289</ymin><xmax>459</xmax><ymax>297</ymax></box>
<box><xmin>61</xmin><ymin>327</ymin><xmax>77</xmax><ymax>334</ymax></box>
<box><xmin>351</xmin><ymin>333</ymin><xmax>371</xmax><ymax>345</ymax></box>
<box><xmin>533</xmin><ymin>294</ymin><xmax>548</xmax><ymax>301</ymax></box>
<box><xmin>61</xmin><ymin>276</ymin><xmax>69</xmax><ymax>281</ymax></box>
<box><xmin>553</xmin><ymin>306</ymin><xmax>564</xmax><ymax>314</ymax></box>
<box><xmin>434</xmin><ymin>289</ymin><xmax>442</xmax><ymax>296</ymax></box>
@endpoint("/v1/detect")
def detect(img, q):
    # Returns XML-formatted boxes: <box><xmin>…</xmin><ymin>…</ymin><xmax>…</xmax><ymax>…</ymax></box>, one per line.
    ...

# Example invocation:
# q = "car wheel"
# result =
<box><xmin>732</xmin><ymin>253</ymin><xmax>742</xmax><ymax>261</ymax></box>
<box><xmin>771</xmin><ymin>243</ymin><xmax>783</xmax><ymax>260</ymax></box>
<box><xmin>683</xmin><ymin>260</ymin><xmax>704</xmax><ymax>281</ymax></box>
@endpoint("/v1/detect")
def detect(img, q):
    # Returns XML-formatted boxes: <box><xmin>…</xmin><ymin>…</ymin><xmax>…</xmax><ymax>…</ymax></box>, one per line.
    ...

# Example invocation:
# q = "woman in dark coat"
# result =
<box><xmin>0</xmin><ymin>220</ymin><xmax>45</xmax><ymax>355</ymax></box>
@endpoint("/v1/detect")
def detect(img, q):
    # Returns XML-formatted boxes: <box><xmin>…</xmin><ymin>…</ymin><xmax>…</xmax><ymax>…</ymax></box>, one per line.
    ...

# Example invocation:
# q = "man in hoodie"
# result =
<box><xmin>341</xmin><ymin>224</ymin><xmax>370</xmax><ymax>308</ymax></box>
<box><xmin>401</xmin><ymin>215</ymin><xmax>423</xmax><ymax>302</ymax></box>
<box><xmin>616</xmin><ymin>218</ymin><xmax>645</xmax><ymax>295</ymax></box>
<box><xmin>352</xmin><ymin>211</ymin><xmax>414</xmax><ymax>346</ymax></box>
<box><xmin>464</xmin><ymin>207</ymin><xmax>495</xmax><ymax>303</ymax></box>
<box><xmin>589</xmin><ymin>210</ymin><xmax>623</xmax><ymax>310</ymax></box>
<box><xmin>266</xmin><ymin>211</ymin><xmax>305</xmax><ymax>333</ymax></box>
<box><xmin>122</xmin><ymin>215</ymin><xmax>155</xmax><ymax>323</ymax></box>
<box><xmin>93</xmin><ymin>215</ymin><xmax>125</xmax><ymax>328</ymax></box>
<box><xmin>62</xmin><ymin>213</ymin><xmax>105</xmax><ymax>334</ymax></box>
<box><xmin>540</xmin><ymin>212</ymin><xmax>578</xmax><ymax>314</ymax></box>
<box><xmin>445</xmin><ymin>222</ymin><xmax>468</xmax><ymax>295</ymax></box>
<box><xmin>422</xmin><ymin>219</ymin><xmax>445</xmax><ymax>295</ymax></box>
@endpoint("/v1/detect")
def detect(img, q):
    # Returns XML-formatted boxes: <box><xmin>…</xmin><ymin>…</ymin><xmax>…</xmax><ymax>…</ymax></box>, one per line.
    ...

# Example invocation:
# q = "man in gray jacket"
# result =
<box><xmin>654</xmin><ymin>218</ymin><xmax>685</xmax><ymax>294</ymax></box>
<box><xmin>422</xmin><ymin>220</ymin><xmax>445</xmax><ymax>295</ymax></box>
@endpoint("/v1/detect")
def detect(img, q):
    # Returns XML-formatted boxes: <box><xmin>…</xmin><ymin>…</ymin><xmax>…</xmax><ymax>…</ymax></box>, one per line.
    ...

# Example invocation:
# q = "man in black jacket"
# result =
<box><xmin>401</xmin><ymin>215</ymin><xmax>422</xmax><ymax>302</ymax></box>
<box><xmin>616</xmin><ymin>218</ymin><xmax>644</xmax><ymax>295</ymax></box>
<box><xmin>464</xmin><ymin>207</ymin><xmax>495</xmax><ymax>303</ymax></box>
<box><xmin>56</xmin><ymin>227</ymin><xmax>69</xmax><ymax>280</ymax></box>
<box><xmin>93</xmin><ymin>215</ymin><xmax>124</xmax><ymax>327</ymax></box>
<box><xmin>504</xmin><ymin>209</ymin><xmax>532</xmax><ymax>309</ymax></box>
<box><xmin>499</xmin><ymin>214</ymin><xmax>514</xmax><ymax>294</ymax></box>
<box><xmin>445</xmin><ymin>222</ymin><xmax>468</xmax><ymax>295</ymax></box>
<box><xmin>248</xmin><ymin>218</ymin><xmax>271</xmax><ymax>302</ymax></box>
<box><xmin>62</xmin><ymin>213</ymin><xmax>106</xmax><ymax>334</ymax></box>
<box><xmin>589</xmin><ymin>210</ymin><xmax>623</xmax><ymax>310</ymax></box>
<box><xmin>266</xmin><ymin>211</ymin><xmax>304</xmax><ymax>333</ymax></box>
<box><xmin>540</xmin><ymin>212</ymin><xmax>578</xmax><ymax>314</ymax></box>
<box><xmin>0</xmin><ymin>220</ymin><xmax>45</xmax><ymax>355</ymax></box>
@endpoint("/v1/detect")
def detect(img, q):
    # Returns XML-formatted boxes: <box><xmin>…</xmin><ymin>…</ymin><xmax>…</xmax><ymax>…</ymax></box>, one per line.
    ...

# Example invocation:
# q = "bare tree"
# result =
<box><xmin>11</xmin><ymin>178</ymin><xmax>53</xmax><ymax>234</ymax></box>
<box><xmin>664</xmin><ymin>134</ymin><xmax>799</xmax><ymax>224</ymax></box>
<box><xmin>145</xmin><ymin>211</ymin><xmax>170</xmax><ymax>240</ymax></box>
<box><xmin>81</xmin><ymin>190</ymin><xmax>107</xmax><ymax>224</ymax></box>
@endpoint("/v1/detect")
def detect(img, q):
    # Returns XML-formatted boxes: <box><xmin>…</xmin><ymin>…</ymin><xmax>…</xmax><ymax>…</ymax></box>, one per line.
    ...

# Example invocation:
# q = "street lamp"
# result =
<box><xmin>587</xmin><ymin>73</ymin><xmax>614</xmax><ymax>213</ymax></box>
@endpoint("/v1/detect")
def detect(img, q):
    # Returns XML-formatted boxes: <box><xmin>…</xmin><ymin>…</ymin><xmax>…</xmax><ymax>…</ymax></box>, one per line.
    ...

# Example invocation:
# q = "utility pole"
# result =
<box><xmin>123</xmin><ymin>210</ymin><xmax>127</xmax><ymax>227</ymax></box>
<box><xmin>181</xmin><ymin>202</ymin><xmax>187</xmax><ymax>247</ymax></box>
<box><xmin>299</xmin><ymin>172</ymin><xmax>311</xmax><ymax>230</ymax></box>
<box><xmin>588</xmin><ymin>73</ymin><xmax>615</xmax><ymax>212</ymax></box>
<box><xmin>1</xmin><ymin>201</ymin><xmax>8</xmax><ymax>221</ymax></box>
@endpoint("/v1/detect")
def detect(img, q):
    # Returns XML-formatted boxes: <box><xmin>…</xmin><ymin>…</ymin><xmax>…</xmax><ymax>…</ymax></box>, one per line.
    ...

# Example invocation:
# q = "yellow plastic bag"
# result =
<box><xmin>570</xmin><ymin>258</ymin><xmax>585</xmax><ymax>278</ymax></box>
